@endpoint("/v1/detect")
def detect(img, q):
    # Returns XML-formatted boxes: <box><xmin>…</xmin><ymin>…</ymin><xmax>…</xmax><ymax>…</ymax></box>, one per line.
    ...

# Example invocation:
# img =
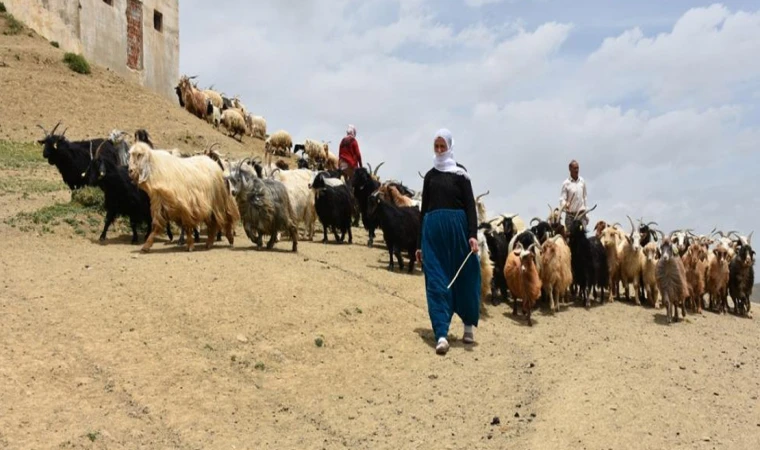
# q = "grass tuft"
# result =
<box><xmin>63</xmin><ymin>52</ymin><xmax>91</xmax><ymax>75</ymax></box>
<box><xmin>3</xmin><ymin>13</ymin><xmax>24</xmax><ymax>36</ymax></box>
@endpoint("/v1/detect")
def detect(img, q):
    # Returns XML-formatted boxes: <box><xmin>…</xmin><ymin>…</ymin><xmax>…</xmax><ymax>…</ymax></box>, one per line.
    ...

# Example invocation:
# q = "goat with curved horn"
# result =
<box><xmin>530</xmin><ymin>217</ymin><xmax>541</xmax><ymax>226</ymax></box>
<box><xmin>418</xmin><ymin>171</ymin><xmax>425</xmax><ymax>179</ymax></box>
<box><xmin>366</xmin><ymin>163</ymin><xmax>372</xmax><ymax>174</ymax></box>
<box><xmin>626</xmin><ymin>215</ymin><xmax>637</xmax><ymax>235</ymax></box>
<box><xmin>574</xmin><ymin>204</ymin><xmax>596</xmax><ymax>220</ymax></box>
<box><xmin>372</xmin><ymin>162</ymin><xmax>384</xmax><ymax>176</ymax></box>
<box><xmin>475</xmin><ymin>190</ymin><xmax>490</xmax><ymax>202</ymax></box>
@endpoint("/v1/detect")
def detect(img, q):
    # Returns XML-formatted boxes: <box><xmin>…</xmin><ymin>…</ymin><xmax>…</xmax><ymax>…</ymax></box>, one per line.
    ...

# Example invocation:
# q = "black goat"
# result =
<box><xmin>86</xmin><ymin>146</ymin><xmax>173</xmax><ymax>244</ymax></box>
<box><xmin>502</xmin><ymin>214</ymin><xmax>522</xmax><ymax>246</ymax></box>
<box><xmin>478</xmin><ymin>221</ymin><xmax>509</xmax><ymax>304</ymax></box>
<box><xmin>175</xmin><ymin>85</ymin><xmax>185</xmax><ymax>107</ymax></box>
<box><xmin>567</xmin><ymin>205</ymin><xmax>607</xmax><ymax>307</ymax></box>
<box><xmin>367</xmin><ymin>192</ymin><xmax>421</xmax><ymax>273</ymax></box>
<box><xmin>310</xmin><ymin>172</ymin><xmax>353</xmax><ymax>244</ymax></box>
<box><xmin>352</xmin><ymin>168</ymin><xmax>381</xmax><ymax>247</ymax></box>
<box><xmin>729</xmin><ymin>243</ymin><xmax>755</xmax><ymax>316</ymax></box>
<box><xmin>529</xmin><ymin>217</ymin><xmax>554</xmax><ymax>244</ymax></box>
<box><xmin>37</xmin><ymin>122</ymin><xmax>119</xmax><ymax>190</ymax></box>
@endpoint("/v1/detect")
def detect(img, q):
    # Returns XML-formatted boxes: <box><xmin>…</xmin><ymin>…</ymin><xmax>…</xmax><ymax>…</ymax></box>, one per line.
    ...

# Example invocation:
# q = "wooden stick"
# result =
<box><xmin>447</xmin><ymin>250</ymin><xmax>475</xmax><ymax>290</ymax></box>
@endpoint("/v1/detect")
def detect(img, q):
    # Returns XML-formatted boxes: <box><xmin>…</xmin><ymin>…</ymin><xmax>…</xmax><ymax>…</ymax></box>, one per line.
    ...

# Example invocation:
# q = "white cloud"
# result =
<box><xmin>180</xmin><ymin>1</ymin><xmax>760</xmax><ymax>235</ymax></box>
<box><xmin>463</xmin><ymin>0</ymin><xmax>505</xmax><ymax>7</ymax></box>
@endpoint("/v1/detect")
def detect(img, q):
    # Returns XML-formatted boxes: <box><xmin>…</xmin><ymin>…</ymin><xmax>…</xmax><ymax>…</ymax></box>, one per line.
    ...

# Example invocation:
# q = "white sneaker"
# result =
<box><xmin>435</xmin><ymin>337</ymin><xmax>450</xmax><ymax>355</ymax></box>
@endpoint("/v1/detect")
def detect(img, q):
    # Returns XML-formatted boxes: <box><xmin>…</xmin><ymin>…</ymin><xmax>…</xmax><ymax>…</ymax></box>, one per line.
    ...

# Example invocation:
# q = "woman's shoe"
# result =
<box><xmin>463</xmin><ymin>325</ymin><xmax>475</xmax><ymax>344</ymax></box>
<box><xmin>435</xmin><ymin>337</ymin><xmax>450</xmax><ymax>355</ymax></box>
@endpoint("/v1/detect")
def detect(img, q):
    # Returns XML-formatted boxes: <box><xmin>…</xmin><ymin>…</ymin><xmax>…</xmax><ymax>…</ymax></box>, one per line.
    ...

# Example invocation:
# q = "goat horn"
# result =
<box><xmin>530</xmin><ymin>217</ymin><xmax>541</xmax><ymax>226</ymax></box>
<box><xmin>207</xmin><ymin>142</ymin><xmax>221</xmax><ymax>152</ymax></box>
<box><xmin>727</xmin><ymin>230</ymin><xmax>740</xmax><ymax>239</ymax></box>
<box><xmin>94</xmin><ymin>139</ymin><xmax>108</xmax><ymax>159</ymax></box>
<box><xmin>373</xmin><ymin>162</ymin><xmax>384</xmax><ymax>176</ymax></box>
<box><xmin>60</xmin><ymin>127</ymin><xmax>68</xmax><ymax>137</ymax></box>
<box><xmin>646</xmin><ymin>221</ymin><xmax>658</xmax><ymax>227</ymax></box>
<box><xmin>626</xmin><ymin>215</ymin><xmax>636</xmax><ymax>234</ymax></box>
<box><xmin>748</xmin><ymin>231</ymin><xmax>753</xmax><ymax>244</ymax></box>
<box><xmin>612</xmin><ymin>222</ymin><xmax>623</xmax><ymax>229</ymax></box>
<box><xmin>576</xmin><ymin>204</ymin><xmax>596</xmax><ymax>220</ymax></box>
<box><xmin>50</xmin><ymin>121</ymin><xmax>62</xmax><ymax>136</ymax></box>
<box><xmin>475</xmin><ymin>190</ymin><xmax>490</xmax><ymax>202</ymax></box>
<box><xmin>366</xmin><ymin>163</ymin><xmax>372</xmax><ymax>174</ymax></box>
<box><xmin>36</xmin><ymin>124</ymin><xmax>49</xmax><ymax>135</ymax></box>
<box><xmin>418</xmin><ymin>171</ymin><xmax>425</xmax><ymax>179</ymax></box>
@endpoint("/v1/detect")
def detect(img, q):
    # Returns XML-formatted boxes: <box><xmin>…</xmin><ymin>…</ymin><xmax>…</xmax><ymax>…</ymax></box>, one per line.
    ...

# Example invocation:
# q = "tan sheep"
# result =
<box><xmin>265</xmin><ymin>130</ymin><xmax>293</xmax><ymax>156</ymax></box>
<box><xmin>220</xmin><ymin>109</ymin><xmax>247</xmax><ymax>141</ymax></box>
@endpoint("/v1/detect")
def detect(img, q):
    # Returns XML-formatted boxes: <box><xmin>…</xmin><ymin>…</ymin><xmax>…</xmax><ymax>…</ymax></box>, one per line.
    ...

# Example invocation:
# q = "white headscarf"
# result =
<box><xmin>433</xmin><ymin>128</ymin><xmax>470</xmax><ymax>180</ymax></box>
<box><xmin>347</xmin><ymin>124</ymin><xmax>357</xmax><ymax>137</ymax></box>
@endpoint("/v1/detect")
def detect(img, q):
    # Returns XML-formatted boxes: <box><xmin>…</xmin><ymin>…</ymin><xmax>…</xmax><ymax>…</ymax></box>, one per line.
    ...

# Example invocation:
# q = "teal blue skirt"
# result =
<box><xmin>421</xmin><ymin>209</ymin><xmax>481</xmax><ymax>340</ymax></box>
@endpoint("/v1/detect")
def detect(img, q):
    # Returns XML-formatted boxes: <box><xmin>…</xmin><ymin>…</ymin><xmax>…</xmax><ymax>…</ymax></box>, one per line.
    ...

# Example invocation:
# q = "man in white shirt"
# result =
<box><xmin>559</xmin><ymin>159</ymin><xmax>588</xmax><ymax>231</ymax></box>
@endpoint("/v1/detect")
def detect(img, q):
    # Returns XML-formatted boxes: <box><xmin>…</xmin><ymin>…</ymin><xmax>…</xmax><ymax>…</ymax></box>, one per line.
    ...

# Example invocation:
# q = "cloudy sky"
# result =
<box><xmin>179</xmin><ymin>0</ymin><xmax>759</xmax><ymax>235</ymax></box>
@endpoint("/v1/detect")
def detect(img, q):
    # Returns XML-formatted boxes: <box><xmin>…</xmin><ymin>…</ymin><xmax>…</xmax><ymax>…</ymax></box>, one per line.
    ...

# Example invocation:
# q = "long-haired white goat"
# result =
<box><xmin>127</xmin><ymin>142</ymin><xmax>240</xmax><ymax>252</ymax></box>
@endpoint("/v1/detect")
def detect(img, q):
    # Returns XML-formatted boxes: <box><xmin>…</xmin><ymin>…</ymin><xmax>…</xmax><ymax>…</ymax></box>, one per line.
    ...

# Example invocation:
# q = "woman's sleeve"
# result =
<box><xmin>460</xmin><ymin>176</ymin><xmax>478</xmax><ymax>240</ymax></box>
<box><xmin>417</xmin><ymin>172</ymin><xmax>430</xmax><ymax>249</ymax></box>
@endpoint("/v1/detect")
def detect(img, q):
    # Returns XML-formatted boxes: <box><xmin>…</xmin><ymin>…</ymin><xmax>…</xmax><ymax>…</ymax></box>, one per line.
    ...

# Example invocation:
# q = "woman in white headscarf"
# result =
<box><xmin>416</xmin><ymin>128</ymin><xmax>481</xmax><ymax>355</ymax></box>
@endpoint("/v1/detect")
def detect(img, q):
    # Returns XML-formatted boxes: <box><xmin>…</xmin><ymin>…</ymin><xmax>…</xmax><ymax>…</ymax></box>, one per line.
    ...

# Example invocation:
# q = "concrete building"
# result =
<box><xmin>4</xmin><ymin>0</ymin><xmax>179</xmax><ymax>100</ymax></box>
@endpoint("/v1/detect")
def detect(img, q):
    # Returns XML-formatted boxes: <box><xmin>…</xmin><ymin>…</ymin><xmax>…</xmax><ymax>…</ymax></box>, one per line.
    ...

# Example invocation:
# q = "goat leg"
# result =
<box><xmin>387</xmin><ymin>246</ymin><xmax>395</xmax><ymax>271</ymax></box>
<box><xmin>321</xmin><ymin>225</ymin><xmax>328</xmax><ymax>243</ymax></box>
<box><xmin>663</xmin><ymin>292</ymin><xmax>672</xmax><ymax>323</ymax></box>
<box><xmin>165</xmin><ymin>223</ymin><xmax>173</xmax><ymax>242</ymax></box>
<box><xmin>184</xmin><ymin>226</ymin><xmax>195</xmax><ymax>252</ymax></box>
<box><xmin>290</xmin><ymin>224</ymin><xmax>298</xmax><ymax>252</ymax></box>
<box><xmin>99</xmin><ymin>210</ymin><xmax>117</xmax><ymax>242</ymax></box>
<box><xmin>332</xmin><ymin>226</ymin><xmax>341</xmax><ymax>242</ymax></box>
<box><xmin>129</xmin><ymin>217</ymin><xmax>139</xmax><ymax>245</ymax></box>
<box><xmin>141</xmin><ymin>222</ymin><xmax>162</xmax><ymax>253</ymax></box>
<box><xmin>266</xmin><ymin>233</ymin><xmax>276</xmax><ymax>250</ymax></box>
<box><xmin>348</xmin><ymin>226</ymin><xmax>353</xmax><ymax>244</ymax></box>
<box><xmin>395</xmin><ymin>249</ymin><xmax>404</xmax><ymax>271</ymax></box>
<box><xmin>407</xmin><ymin>249</ymin><xmax>415</xmax><ymax>273</ymax></box>
<box><xmin>205</xmin><ymin>222</ymin><xmax>217</xmax><ymax>249</ymax></box>
<box><xmin>193</xmin><ymin>227</ymin><xmax>200</xmax><ymax>242</ymax></box>
<box><xmin>256</xmin><ymin>232</ymin><xmax>264</xmax><ymax>250</ymax></box>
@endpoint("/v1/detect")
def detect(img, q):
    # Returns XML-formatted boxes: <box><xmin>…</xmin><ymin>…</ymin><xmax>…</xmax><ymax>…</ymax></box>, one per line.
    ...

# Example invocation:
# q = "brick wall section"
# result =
<box><xmin>126</xmin><ymin>0</ymin><xmax>143</xmax><ymax>70</ymax></box>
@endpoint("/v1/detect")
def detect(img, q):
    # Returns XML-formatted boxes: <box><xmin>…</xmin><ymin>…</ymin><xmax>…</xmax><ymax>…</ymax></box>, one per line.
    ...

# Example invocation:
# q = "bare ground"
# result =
<box><xmin>1</xmin><ymin>14</ymin><xmax>759</xmax><ymax>450</ymax></box>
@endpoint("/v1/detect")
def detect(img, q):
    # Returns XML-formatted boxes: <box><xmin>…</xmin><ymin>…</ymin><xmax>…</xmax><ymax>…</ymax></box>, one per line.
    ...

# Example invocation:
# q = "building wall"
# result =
<box><xmin>3</xmin><ymin>0</ymin><xmax>81</xmax><ymax>52</ymax></box>
<box><xmin>3</xmin><ymin>0</ymin><xmax>179</xmax><ymax>101</ymax></box>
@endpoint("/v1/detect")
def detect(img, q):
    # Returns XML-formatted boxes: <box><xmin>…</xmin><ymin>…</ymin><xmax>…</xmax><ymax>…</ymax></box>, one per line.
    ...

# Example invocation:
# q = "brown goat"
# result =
<box><xmin>177</xmin><ymin>76</ymin><xmax>209</xmax><ymax>120</ymax></box>
<box><xmin>376</xmin><ymin>184</ymin><xmax>415</xmax><ymax>208</ymax></box>
<box><xmin>594</xmin><ymin>220</ymin><xmax>608</xmax><ymax>238</ymax></box>
<box><xmin>640</xmin><ymin>242</ymin><xmax>660</xmax><ymax>308</ymax></box>
<box><xmin>682</xmin><ymin>243</ymin><xmax>708</xmax><ymax>313</ymax></box>
<box><xmin>540</xmin><ymin>236</ymin><xmax>573</xmax><ymax>312</ymax></box>
<box><xmin>505</xmin><ymin>243</ymin><xmax>542</xmax><ymax>326</ymax></box>
<box><xmin>656</xmin><ymin>237</ymin><xmax>688</xmax><ymax>323</ymax></box>
<box><xmin>706</xmin><ymin>246</ymin><xmax>730</xmax><ymax>313</ymax></box>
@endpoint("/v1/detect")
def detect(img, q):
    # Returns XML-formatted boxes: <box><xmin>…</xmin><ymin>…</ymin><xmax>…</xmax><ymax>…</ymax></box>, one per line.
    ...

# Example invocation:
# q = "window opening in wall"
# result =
<box><xmin>154</xmin><ymin>10</ymin><xmax>163</xmax><ymax>32</ymax></box>
<box><xmin>103</xmin><ymin>0</ymin><xmax>113</xmax><ymax>6</ymax></box>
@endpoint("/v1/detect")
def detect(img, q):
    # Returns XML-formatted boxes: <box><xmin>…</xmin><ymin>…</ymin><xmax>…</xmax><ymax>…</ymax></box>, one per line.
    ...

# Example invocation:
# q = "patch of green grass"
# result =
<box><xmin>4</xmin><ymin>187</ymin><xmax>105</xmax><ymax>236</ymax></box>
<box><xmin>85</xmin><ymin>431</ymin><xmax>99</xmax><ymax>442</ymax></box>
<box><xmin>63</xmin><ymin>52</ymin><xmax>90</xmax><ymax>75</ymax></box>
<box><xmin>0</xmin><ymin>140</ymin><xmax>45</xmax><ymax>168</ymax></box>
<box><xmin>0</xmin><ymin>177</ymin><xmax>62</xmax><ymax>195</ymax></box>
<box><xmin>0</xmin><ymin>3</ymin><xmax>7</xmax><ymax>14</ymax></box>
<box><xmin>314</xmin><ymin>337</ymin><xmax>324</xmax><ymax>348</ymax></box>
<box><xmin>3</xmin><ymin>13</ymin><xmax>23</xmax><ymax>36</ymax></box>
<box><xmin>50</xmin><ymin>41</ymin><xmax>59</xmax><ymax>48</ymax></box>
<box><xmin>254</xmin><ymin>362</ymin><xmax>265</xmax><ymax>371</ymax></box>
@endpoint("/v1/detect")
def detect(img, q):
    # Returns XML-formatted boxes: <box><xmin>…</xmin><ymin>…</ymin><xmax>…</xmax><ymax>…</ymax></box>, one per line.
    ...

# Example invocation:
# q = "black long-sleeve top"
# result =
<box><xmin>417</xmin><ymin>166</ymin><xmax>478</xmax><ymax>249</ymax></box>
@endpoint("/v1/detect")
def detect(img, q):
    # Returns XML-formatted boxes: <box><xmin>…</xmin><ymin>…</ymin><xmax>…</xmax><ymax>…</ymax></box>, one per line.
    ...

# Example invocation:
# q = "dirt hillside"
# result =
<box><xmin>1</xmin><ymin>13</ymin><xmax>759</xmax><ymax>450</ymax></box>
<box><xmin>0</xmin><ymin>13</ymin><xmax>265</xmax><ymax>160</ymax></box>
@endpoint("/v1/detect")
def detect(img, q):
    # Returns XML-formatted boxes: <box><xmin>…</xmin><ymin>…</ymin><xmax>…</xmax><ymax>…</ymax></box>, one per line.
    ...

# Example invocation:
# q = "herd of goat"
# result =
<box><xmin>33</xmin><ymin>119</ymin><xmax>755</xmax><ymax>326</ymax></box>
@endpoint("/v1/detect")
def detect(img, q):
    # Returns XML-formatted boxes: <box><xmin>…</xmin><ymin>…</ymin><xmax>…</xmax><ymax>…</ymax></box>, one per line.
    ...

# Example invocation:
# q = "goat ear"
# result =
<box><xmin>138</xmin><ymin>162</ymin><xmax>151</xmax><ymax>184</ymax></box>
